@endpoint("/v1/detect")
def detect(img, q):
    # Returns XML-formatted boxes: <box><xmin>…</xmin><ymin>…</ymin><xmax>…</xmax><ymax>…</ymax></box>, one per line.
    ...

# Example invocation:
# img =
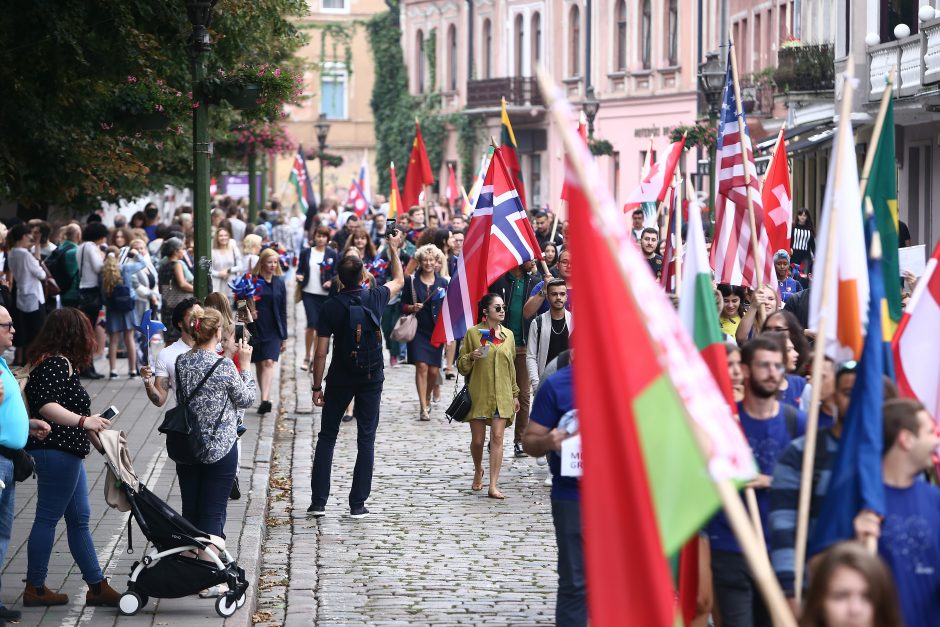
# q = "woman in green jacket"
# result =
<box><xmin>457</xmin><ymin>293</ymin><xmax>520</xmax><ymax>499</ymax></box>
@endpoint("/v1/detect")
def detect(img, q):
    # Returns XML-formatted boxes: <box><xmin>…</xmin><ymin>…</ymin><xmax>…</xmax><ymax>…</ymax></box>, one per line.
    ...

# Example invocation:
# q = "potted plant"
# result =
<box><xmin>205</xmin><ymin>64</ymin><xmax>304</xmax><ymax>121</ymax></box>
<box><xmin>107</xmin><ymin>76</ymin><xmax>189</xmax><ymax>131</ymax></box>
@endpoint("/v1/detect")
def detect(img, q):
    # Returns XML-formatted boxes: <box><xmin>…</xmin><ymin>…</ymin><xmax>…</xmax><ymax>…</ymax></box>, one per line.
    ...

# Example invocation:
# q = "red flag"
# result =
<box><xmin>403</xmin><ymin>120</ymin><xmax>434</xmax><ymax>210</ymax></box>
<box><xmin>446</xmin><ymin>162</ymin><xmax>459</xmax><ymax>208</ymax></box>
<box><xmin>761</xmin><ymin>130</ymin><xmax>793</xmax><ymax>255</ymax></box>
<box><xmin>500</xmin><ymin>98</ymin><xmax>527</xmax><ymax>210</ymax></box>
<box><xmin>623</xmin><ymin>138</ymin><xmax>686</xmax><ymax>212</ymax></box>
<box><xmin>560</xmin><ymin>115</ymin><xmax>587</xmax><ymax>203</ymax></box>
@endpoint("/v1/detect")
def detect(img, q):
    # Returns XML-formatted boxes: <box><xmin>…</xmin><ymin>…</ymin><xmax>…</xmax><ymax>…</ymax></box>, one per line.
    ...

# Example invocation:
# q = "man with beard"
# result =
<box><xmin>639</xmin><ymin>228</ymin><xmax>662</xmax><ymax>280</ymax></box>
<box><xmin>707</xmin><ymin>336</ymin><xmax>806</xmax><ymax>627</ymax></box>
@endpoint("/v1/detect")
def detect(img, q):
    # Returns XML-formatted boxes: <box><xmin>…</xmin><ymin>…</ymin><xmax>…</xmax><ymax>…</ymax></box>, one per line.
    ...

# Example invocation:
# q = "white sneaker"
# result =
<box><xmin>544</xmin><ymin>474</ymin><xmax>553</xmax><ymax>486</ymax></box>
<box><xmin>536</xmin><ymin>454</ymin><xmax>547</xmax><ymax>466</ymax></box>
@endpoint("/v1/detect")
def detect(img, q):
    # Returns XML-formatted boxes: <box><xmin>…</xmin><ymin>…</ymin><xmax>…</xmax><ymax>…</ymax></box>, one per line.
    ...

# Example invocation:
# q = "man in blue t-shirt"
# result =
<box><xmin>308</xmin><ymin>231</ymin><xmax>405</xmax><ymax>519</ymax></box>
<box><xmin>854</xmin><ymin>398</ymin><xmax>940</xmax><ymax>627</ymax></box>
<box><xmin>523</xmin><ymin>365</ymin><xmax>583</xmax><ymax>627</ymax></box>
<box><xmin>0</xmin><ymin>306</ymin><xmax>49</xmax><ymax>623</ymax></box>
<box><xmin>708</xmin><ymin>336</ymin><xmax>805</xmax><ymax>627</ymax></box>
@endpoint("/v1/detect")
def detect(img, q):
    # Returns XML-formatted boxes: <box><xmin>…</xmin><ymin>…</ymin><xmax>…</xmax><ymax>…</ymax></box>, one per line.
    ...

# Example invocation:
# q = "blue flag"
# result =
<box><xmin>809</xmin><ymin>216</ymin><xmax>887</xmax><ymax>554</ymax></box>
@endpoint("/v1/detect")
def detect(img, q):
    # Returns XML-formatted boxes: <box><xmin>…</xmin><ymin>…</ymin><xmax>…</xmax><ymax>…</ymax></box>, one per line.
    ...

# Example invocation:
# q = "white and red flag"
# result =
<box><xmin>893</xmin><ymin>238</ymin><xmax>940</xmax><ymax>420</ymax></box>
<box><xmin>761</xmin><ymin>130</ymin><xmax>793</xmax><ymax>255</ymax></box>
<box><xmin>711</xmin><ymin>48</ymin><xmax>774</xmax><ymax>288</ymax></box>
<box><xmin>345</xmin><ymin>175</ymin><xmax>369</xmax><ymax>217</ymax></box>
<box><xmin>623</xmin><ymin>138</ymin><xmax>685</xmax><ymax>214</ymax></box>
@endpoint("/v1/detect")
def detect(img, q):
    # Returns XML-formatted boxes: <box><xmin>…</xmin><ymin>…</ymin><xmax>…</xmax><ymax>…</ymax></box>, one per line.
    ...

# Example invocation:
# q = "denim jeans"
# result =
<box><xmin>310</xmin><ymin>382</ymin><xmax>382</xmax><ymax>510</ymax></box>
<box><xmin>27</xmin><ymin>449</ymin><xmax>103</xmax><ymax>586</ymax></box>
<box><xmin>711</xmin><ymin>549</ymin><xmax>772</xmax><ymax>627</ymax></box>
<box><xmin>0</xmin><ymin>456</ymin><xmax>14</xmax><ymax>595</ymax></box>
<box><xmin>176</xmin><ymin>443</ymin><xmax>237</xmax><ymax>538</ymax></box>
<box><xmin>551</xmin><ymin>499</ymin><xmax>587</xmax><ymax>627</ymax></box>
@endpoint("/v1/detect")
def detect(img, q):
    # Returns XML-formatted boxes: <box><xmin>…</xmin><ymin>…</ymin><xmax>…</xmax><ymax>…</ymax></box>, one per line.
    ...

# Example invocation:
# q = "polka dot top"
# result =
<box><xmin>24</xmin><ymin>356</ymin><xmax>91</xmax><ymax>458</ymax></box>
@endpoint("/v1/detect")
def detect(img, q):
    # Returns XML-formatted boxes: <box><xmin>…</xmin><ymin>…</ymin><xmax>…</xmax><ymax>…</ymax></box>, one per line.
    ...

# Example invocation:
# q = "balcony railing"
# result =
<box><xmin>774</xmin><ymin>44</ymin><xmax>836</xmax><ymax>94</ymax></box>
<box><xmin>465</xmin><ymin>77</ymin><xmax>543</xmax><ymax>109</ymax></box>
<box><xmin>868</xmin><ymin>17</ymin><xmax>940</xmax><ymax>100</ymax></box>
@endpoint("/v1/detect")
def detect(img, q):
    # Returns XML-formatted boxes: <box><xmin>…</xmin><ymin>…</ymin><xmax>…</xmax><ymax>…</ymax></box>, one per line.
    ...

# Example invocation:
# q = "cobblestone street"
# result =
<box><xmin>255</xmin><ymin>299</ymin><xmax>558</xmax><ymax>626</ymax></box>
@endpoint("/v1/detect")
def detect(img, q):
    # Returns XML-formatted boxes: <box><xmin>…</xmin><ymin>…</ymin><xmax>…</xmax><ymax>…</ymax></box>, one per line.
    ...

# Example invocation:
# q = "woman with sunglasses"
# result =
<box><xmin>457</xmin><ymin>293</ymin><xmax>520</xmax><ymax>499</ymax></box>
<box><xmin>791</xmin><ymin>208</ymin><xmax>815</xmax><ymax>274</ymax></box>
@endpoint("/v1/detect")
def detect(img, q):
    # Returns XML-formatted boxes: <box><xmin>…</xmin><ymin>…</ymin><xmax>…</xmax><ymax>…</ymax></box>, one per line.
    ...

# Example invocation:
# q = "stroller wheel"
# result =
<box><xmin>118</xmin><ymin>592</ymin><xmax>143</xmax><ymax>616</ymax></box>
<box><xmin>236</xmin><ymin>592</ymin><xmax>247</xmax><ymax>608</ymax></box>
<box><xmin>215</xmin><ymin>594</ymin><xmax>238</xmax><ymax>618</ymax></box>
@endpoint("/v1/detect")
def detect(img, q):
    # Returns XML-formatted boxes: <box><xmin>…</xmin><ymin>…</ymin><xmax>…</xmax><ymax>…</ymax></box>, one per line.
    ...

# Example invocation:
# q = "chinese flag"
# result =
<box><xmin>403</xmin><ymin>120</ymin><xmax>435</xmax><ymax>210</ymax></box>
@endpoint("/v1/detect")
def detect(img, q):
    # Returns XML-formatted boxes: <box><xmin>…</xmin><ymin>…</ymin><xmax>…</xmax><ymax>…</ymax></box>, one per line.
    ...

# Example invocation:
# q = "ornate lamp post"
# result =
<box><xmin>314</xmin><ymin>113</ymin><xmax>331</xmax><ymax>204</ymax></box>
<box><xmin>698</xmin><ymin>50</ymin><xmax>724</xmax><ymax>224</ymax></box>
<box><xmin>582</xmin><ymin>87</ymin><xmax>600</xmax><ymax>139</ymax></box>
<box><xmin>186</xmin><ymin>0</ymin><xmax>218</xmax><ymax>300</ymax></box>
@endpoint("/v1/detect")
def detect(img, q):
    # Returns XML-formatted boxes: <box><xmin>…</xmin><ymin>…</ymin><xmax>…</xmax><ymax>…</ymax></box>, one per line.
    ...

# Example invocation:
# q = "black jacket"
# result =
<box><xmin>297</xmin><ymin>246</ymin><xmax>338</xmax><ymax>290</ymax></box>
<box><xmin>489</xmin><ymin>270</ymin><xmax>539</xmax><ymax>346</ymax></box>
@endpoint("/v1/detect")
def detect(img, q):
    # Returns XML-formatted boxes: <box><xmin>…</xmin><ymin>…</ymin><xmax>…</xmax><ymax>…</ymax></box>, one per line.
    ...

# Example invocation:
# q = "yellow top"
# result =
<box><xmin>457</xmin><ymin>323</ymin><xmax>520</xmax><ymax>424</ymax></box>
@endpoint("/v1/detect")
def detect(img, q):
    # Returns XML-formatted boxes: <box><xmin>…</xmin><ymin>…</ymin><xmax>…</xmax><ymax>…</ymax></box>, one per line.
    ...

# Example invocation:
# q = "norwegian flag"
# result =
<box><xmin>710</xmin><ymin>47</ymin><xmax>774</xmax><ymax>288</ymax></box>
<box><xmin>431</xmin><ymin>146</ymin><xmax>542</xmax><ymax>346</ymax></box>
<box><xmin>345</xmin><ymin>175</ymin><xmax>369</xmax><ymax>217</ymax></box>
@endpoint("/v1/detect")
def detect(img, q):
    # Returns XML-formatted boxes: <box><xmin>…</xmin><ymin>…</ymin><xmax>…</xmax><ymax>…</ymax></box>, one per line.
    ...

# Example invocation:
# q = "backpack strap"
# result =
<box><xmin>175</xmin><ymin>355</ymin><xmax>224</xmax><ymax>406</ymax></box>
<box><xmin>783</xmin><ymin>403</ymin><xmax>799</xmax><ymax>439</ymax></box>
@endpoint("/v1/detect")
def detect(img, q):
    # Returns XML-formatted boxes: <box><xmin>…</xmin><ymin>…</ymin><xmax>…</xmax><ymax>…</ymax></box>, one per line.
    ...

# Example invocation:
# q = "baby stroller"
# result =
<box><xmin>91</xmin><ymin>430</ymin><xmax>250</xmax><ymax>618</ymax></box>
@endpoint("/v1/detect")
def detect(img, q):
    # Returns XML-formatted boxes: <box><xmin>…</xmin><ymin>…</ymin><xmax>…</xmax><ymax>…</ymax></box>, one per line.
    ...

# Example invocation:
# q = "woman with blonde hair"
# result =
<box><xmin>735</xmin><ymin>283</ymin><xmax>781</xmax><ymax>345</ymax></box>
<box><xmin>250</xmin><ymin>248</ymin><xmax>287</xmax><ymax>414</ymax></box>
<box><xmin>102</xmin><ymin>247</ymin><xmax>145</xmax><ymax>378</ymax></box>
<box><xmin>401</xmin><ymin>244</ymin><xmax>449</xmax><ymax>421</ymax></box>
<box><xmin>210</xmin><ymin>227</ymin><xmax>242</xmax><ymax>296</ymax></box>
<box><xmin>241</xmin><ymin>234</ymin><xmax>263</xmax><ymax>276</ymax></box>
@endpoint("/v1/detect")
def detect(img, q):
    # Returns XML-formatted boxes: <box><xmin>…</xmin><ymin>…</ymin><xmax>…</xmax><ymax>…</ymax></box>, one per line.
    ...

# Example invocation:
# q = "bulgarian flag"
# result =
<box><xmin>558</xmin><ymin>88</ymin><xmax>757</xmax><ymax>626</ymax></box>
<box><xmin>388</xmin><ymin>161</ymin><xmax>403</xmax><ymax>219</ymax></box>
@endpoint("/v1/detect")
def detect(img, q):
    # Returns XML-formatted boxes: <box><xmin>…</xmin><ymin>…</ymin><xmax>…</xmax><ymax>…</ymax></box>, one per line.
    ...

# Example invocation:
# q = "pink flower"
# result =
<box><xmin>273</xmin><ymin>68</ymin><xmax>281</xmax><ymax>78</ymax></box>
<box><xmin>155</xmin><ymin>104</ymin><xmax>164</xmax><ymax>112</ymax></box>
<box><xmin>100</xmin><ymin>122</ymin><xmax>112</xmax><ymax>130</ymax></box>
<box><xmin>192</xmin><ymin>101</ymin><xmax>200</xmax><ymax>109</ymax></box>
<box><xmin>127</xmin><ymin>75</ymin><xmax>138</xmax><ymax>83</ymax></box>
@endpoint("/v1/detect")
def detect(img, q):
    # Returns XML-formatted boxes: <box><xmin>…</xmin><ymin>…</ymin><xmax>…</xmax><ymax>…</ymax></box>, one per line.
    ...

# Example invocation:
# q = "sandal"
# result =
<box><xmin>487</xmin><ymin>488</ymin><xmax>506</xmax><ymax>500</ymax></box>
<box><xmin>472</xmin><ymin>468</ymin><xmax>484</xmax><ymax>491</ymax></box>
<box><xmin>300</xmin><ymin>358</ymin><xmax>310</xmax><ymax>372</ymax></box>
<box><xmin>419</xmin><ymin>408</ymin><xmax>431</xmax><ymax>421</ymax></box>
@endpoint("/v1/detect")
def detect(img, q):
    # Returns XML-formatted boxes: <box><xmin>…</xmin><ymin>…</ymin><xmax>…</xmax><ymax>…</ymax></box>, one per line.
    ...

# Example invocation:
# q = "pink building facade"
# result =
<box><xmin>400</xmin><ymin>0</ymin><xmax>714</xmax><ymax>213</ymax></box>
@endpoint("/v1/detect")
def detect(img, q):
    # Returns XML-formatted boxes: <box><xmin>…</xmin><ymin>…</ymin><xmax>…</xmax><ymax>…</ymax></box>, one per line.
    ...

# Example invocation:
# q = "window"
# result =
<box><xmin>448</xmin><ymin>24</ymin><xmax>457</xmax><ymax>91</ymax></box>
<box><xmin>530</xmin><ymin>153</ymin><xmax>542</xmax><ymax>208</ymax></box>
<box><xmin>667</xmin><ymin>0</ymin><xmax>678</xmax><ymax>66</ymax></box>
<box><xmin>531</xmin><ymin>12</ymin><xmax>542</xmax><ymax>68</ymax></box>
<box><xmin>616</xmin><ymin>1</ymin><xmax>627</xmax><ymax>71</ymax></box>
<box><xmin>483</xmin><ymin>19</ymin><xmax>492</xmax><ymax>79</ymax></box>
<box><xmin>641</xmin><ymin>0</ymin><xmax>651</xmax><ymax>69</ymax></box>
<box><xmin>417</xmin><ymin>30</ymin><xmax>425</xmax><ymax>94</ymax></box>
<box><xmin>321</xmin><ymin>0</ymin><xmax>347</xmax><ymax>11</ymax></box>
<box><xmin>569</xmin><ymin>5</ymin><xmax>581</xmax><ymax>77</ymax></box>
<box><xmin>514</xmin><ymin>14</ymin><xmax>525</xmax><ymax>76</ymax></box>
<box><xmin>319</xmin><ymin>63</ymin><xmax>348</xmax><ymax>120</ymax></box>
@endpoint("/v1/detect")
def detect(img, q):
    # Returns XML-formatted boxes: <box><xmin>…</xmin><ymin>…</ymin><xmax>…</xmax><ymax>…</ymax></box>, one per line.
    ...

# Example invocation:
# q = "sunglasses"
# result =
<box><xmin>491</xmin><ymin>305</ymin><xmax>505</xmax><ymax>312</ymax></box>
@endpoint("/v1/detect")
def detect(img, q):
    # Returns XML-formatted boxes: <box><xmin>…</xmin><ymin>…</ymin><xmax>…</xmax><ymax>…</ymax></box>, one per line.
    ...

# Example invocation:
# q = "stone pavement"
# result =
<box><xmin>0</xmin><ymin>326</ymin><xmax>281</xmax><ymax>626</ymax></box>
<box><xmin>254</xmin><ymin>299</ymin><xmax>558</xmax><ymax>626</ymax></box>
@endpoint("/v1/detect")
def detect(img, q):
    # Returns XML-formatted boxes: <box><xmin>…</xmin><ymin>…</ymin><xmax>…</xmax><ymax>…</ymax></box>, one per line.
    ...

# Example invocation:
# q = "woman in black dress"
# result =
<box><xmin>790</xmin><ymin>208</ymin><xmax>815</xmax><ymax>274</ymax></box>
<box><xmin>401</xmin><ymin>244</ymin><xmax>449</xmax><ymax>421</ymax></box>
<box><xmin>250</xmin><ymin>248</ymin><xmax>287</xmax><ymax>415</ymax></box>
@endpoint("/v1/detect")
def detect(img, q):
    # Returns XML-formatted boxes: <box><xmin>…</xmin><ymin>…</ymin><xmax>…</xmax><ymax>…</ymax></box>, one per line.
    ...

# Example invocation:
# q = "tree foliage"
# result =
<box><xmin>0</xmin><ymin>0</ymin><xmax>307</xmax><ymax>214</ymax></box>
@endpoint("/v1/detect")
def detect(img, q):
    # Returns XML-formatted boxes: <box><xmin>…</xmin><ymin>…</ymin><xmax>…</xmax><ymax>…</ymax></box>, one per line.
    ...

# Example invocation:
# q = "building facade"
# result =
<box><xmin>400</xmin><ymin>0</ymin><xmax>712</xmax><ymax>213</ymax></box>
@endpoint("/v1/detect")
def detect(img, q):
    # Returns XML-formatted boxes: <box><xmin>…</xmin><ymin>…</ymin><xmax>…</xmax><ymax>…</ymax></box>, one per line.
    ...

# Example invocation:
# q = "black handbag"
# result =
<box><xmin>159</xmin><ymin>357</ymin><xmax>224</xmax><ymax>465</ymax></box>
<box><xmin>444</xmin><ymin>373</ymin><xmax>471</xmax><ymax>424</ymax></box>
<box><xmin>0</xmin><ymin>446</ymin><xmax>36</xmax><ymax>482</ymax></box>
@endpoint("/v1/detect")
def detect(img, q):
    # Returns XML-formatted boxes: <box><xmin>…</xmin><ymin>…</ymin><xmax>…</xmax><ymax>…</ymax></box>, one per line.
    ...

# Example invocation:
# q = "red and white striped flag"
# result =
<box><xmin>623</xmin><ymin>138</ymin><xmax>685</xmax><ymax>213</ymax></box>
<box><xmin>710</xmin><ymin>49</ymin><xmax>774</xmax><ymax>288</ymax></box>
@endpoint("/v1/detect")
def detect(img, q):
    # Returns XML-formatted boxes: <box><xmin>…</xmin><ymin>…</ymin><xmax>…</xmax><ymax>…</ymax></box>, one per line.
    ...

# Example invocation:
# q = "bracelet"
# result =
<box><xmin>311</xmin><ymin>385</ymin><xmax>322</xmax><ymax>392</ymax></box>
<box><xmin>78</xmin><ymin>416</ymin><xmax>86</xmax><ymax>429</ymax></box>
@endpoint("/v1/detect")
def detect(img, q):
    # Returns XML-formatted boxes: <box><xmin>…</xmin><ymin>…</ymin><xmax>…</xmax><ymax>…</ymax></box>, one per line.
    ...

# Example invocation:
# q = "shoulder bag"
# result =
<box><xmin>159</xmin><ymin>356</ymin><xmax>224</xmax><ymax>465</ymax></box>
<box><xmin>391</xmin><ymin>276</ymin><xmax>432</xmax><ymax>343</ymax></box>
<box><xmin>445</xmin><ymin>371</ymin><xmax>472</xmax><ymax>424</ymax></box>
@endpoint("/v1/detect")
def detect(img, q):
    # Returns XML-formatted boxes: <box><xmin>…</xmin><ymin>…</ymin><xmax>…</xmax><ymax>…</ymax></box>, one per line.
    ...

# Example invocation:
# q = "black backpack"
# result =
<box><xmin>337</xmin><ymin>292</ymin><xmax>384</xmax><ymax>378</ymax></box>
<box><xmin>46</xmin><ymin>246</ymin><xmax>77</xmax><ymax>295</ymax></box>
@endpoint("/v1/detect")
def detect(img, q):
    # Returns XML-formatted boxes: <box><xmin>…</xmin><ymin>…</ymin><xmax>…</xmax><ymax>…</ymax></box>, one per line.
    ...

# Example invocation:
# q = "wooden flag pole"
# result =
<box><xmin>728</xmin><ymin>32</ymin><xmax>765</xmax><ymax>287</ymax></box>
<box><xmin>859</xmin><ymin>69</ymin><xmax>896</xmax><ymax>199</ymax></box>
<box><xmin>549</xmin><ymin>211</ymin><xmax>560</xmax><ymax>243</ymax></box>
<box><xmin>536</xmin><ymin>65</ymin><xmax>797</xmax><ymax>627</ymax></box>
<box><xmin>794</xmin><ymin>54</ymin><xmax>856</xmax><ymax>605</ymax></box>
<box><xmin>674</xmin><ymin>168</ymin><xmax>684</xmax><ymax>294</ymax></box>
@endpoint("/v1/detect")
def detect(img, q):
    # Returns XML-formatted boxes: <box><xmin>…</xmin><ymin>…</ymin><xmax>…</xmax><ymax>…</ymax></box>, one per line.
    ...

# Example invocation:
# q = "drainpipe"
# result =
<box><xmin>467</xmin><ymin>0</ymin><xmax>474</xmax><ymax>80</ymax></box>
<box><xmin>584</xmin><ymin>0</ymin><xmax>592</xmax><ymax>95</ymax></box>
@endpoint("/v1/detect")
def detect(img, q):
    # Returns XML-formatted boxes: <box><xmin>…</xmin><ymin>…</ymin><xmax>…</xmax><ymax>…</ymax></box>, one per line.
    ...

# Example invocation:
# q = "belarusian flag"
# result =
<box><xmin>863</xmin><ymin>96</ymin><xmax>902</xmax><ymax>333</ymax></box>
<box><xmin>388</xmin><ymin>161</ymin><xmax>402</xmax><ymax>219</ymax></box>
<box><xmin>560</xmin><ymin>94</ymin><xmax>757</xmax><ymax>626</ymax></box>
<box><xmin>500</xmin><ymin>97</ymin><xmax>526</xmax><ymax>209</ymax></box>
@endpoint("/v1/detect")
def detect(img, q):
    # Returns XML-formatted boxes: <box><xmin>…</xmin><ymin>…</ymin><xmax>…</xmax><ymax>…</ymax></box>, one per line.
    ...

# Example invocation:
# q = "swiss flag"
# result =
<box><xmin>761</xmin><ymin>131</ymin><xmax>792</xmax><ymax>254</ymax></box>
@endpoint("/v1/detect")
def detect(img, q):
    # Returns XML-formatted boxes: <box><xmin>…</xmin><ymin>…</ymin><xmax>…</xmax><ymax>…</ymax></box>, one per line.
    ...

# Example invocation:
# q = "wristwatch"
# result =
<box><xmin>311</xmin><ymin>385</ymin><xmax>322</xmax><ymax>392</ymax></box>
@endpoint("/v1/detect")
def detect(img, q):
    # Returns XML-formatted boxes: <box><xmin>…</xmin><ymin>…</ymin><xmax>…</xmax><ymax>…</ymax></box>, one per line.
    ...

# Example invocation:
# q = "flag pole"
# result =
<box><xmin>536</xmin><ymin>66</ymin><xmax>797</xmax><ymax>627</ymax></box>
<box><xmin>762</xmin><ymin>126</ymin><xmax>786</xmax><ymax>189</ymax></box>
<box><xmin>858</xmin><ymin>69</ymin><xmax>896</xmax><ymax>199</ymax></box>
<box><xmin>728</xmin><ymin>33</ymin><xmax>765</xmax><ymax>287</ymax></box>
<box><xmin>674</xmin><ymin>168</ymin><xmax>684</xmax><ymax>294</ymax></box>
<box><xmin>549</xmin><ymin>211</ymin><xmax>560</xmax><ymax>243</ymax></box>
<box><xmin>793</xmin><ymin>54</ymin><xmax>856</xmax><ymax>605</ymax></box>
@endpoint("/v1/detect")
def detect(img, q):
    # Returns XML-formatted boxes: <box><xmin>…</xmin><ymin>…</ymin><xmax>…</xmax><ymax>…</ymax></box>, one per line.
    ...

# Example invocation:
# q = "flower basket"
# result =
<box><xmin>105</xmin><ymin>76</ymin><xmax>189</xmax><ymax>131</ymax></box>
<box><xmin>206</xmin><ymin>64</ymin><xmax>303</xmax><ymax>121</ymax></box>
<box><xmin>119</xmin><ymin>111</ymin><xmax>172</xmax><ymax>132</ymax></box>
<box><xmin>224</xmin><ymin>84</ymin><xmax>262</xmax><ymax>110</ymax></box>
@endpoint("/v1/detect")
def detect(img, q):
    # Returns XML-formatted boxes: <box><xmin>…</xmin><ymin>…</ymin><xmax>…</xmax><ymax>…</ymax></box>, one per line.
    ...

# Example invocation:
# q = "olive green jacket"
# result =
<box><xmin>457</xmin><ymin>323</ymin><xmax>520</xmax><ymax>423</ymax></box>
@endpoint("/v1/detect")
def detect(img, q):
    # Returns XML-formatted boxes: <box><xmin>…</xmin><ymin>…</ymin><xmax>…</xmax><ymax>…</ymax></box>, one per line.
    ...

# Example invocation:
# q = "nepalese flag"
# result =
<box><xmin>346</xmin><ymin>176</ymin><xmax>369</xmax><ymax>217</ymax></box>
<box><xmin>710</xmin><ymin>46</ymin><xmax>774</xmax><ymax>288</ymax></box>
<box><xmin>431</xmin><ymin>146</ymin><xmax>542</xmax><ymax>346</ymax></box>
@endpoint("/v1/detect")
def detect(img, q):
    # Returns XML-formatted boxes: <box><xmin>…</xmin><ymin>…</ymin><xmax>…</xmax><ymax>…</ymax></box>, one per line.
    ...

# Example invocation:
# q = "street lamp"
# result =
<box><xmin>314</xmin><ymin>113</ymin><xmax>331</xmax><ymax>205</ymax></box>
<box><xmin>186</xmin><ymin>0</ymin><xmax>218</xmax><ymax>300</ymax></box>
<box><xmin>582</xmin><ymin>87</ymin><xmax>600</xmax><ymax>139</ymax></box>
<box><xmin>697</xmin><ymin>50</ymin><xmax>725</xmax><ymax>226</ymax></box>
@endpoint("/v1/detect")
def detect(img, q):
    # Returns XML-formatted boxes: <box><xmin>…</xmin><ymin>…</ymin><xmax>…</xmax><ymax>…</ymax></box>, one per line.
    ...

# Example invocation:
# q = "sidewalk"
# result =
<box><xmin>0</xmin><ymin>318</ymin><xmax>284</xmax><ymax>626</ymax></box>
<box><xmin>254</xmin><ymin>299</ymin><xmax>558</xmax><ymax>626</ymax></box>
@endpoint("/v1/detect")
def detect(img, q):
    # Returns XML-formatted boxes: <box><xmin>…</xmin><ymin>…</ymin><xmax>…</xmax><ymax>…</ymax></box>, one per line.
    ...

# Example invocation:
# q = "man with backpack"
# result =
<box><xmin>46</xmin><ymin>225</ymin><xmax>81</xmax><ymax>309</ymax></box>
<box><xmin>308</xmin><ymin>229</ymin><xmax>405</xmax><ymax>519</ymax></box>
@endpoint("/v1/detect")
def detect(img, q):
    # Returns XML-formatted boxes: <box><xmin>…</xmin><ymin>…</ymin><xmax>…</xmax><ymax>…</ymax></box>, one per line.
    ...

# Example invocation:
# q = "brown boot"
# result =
<box><xmin>85</xmin><ymin>578</ymin><xmax>121</xmax><ymax>607</ymax></box>
<box><xmin>23</xmin><ymin>582</ymin><xmax>68</xmax><ymax>606</ymax></box>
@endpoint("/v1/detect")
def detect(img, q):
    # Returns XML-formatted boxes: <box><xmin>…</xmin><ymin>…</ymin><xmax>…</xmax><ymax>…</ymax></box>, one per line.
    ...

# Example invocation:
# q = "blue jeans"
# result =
<box><xmin>310</xmin><ymin>382</ymin><xmax>382</xmax><ymax>510</ymax></box>
<box><xmin>176</xmin><ymin>443</ymin><xmax>237</xmax><ymax>538</ymax></box>
<box><xmin>551</xmin><ymin>499</ymin><xmax>586</xmax><ymax>627</ymax></box>
<box><xmin>0</xmin><ymin>457</ymin><xmax>14</xmax><ymax>595</ymax></box>
<box><xmin>27</xmin><ymin>449</ymin><xmax>103</xmax><ymax>586</ymax></box>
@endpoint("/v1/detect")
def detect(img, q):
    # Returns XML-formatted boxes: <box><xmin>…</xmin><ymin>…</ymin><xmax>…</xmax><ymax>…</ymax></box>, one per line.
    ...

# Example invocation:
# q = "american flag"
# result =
<box><xmin>710</xmin><ymin>47</ymin><xmax>774</xmax><ymax>288</ymax></box>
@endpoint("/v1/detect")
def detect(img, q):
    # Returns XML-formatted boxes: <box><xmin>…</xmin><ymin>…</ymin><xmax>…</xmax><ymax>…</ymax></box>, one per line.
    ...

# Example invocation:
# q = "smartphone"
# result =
<box><xmin>235</xmin><ymin>322</ymin><xmax>245</xmax><ymax>343</ymax></box>
<box><xmin>386</xmin><ymin>219</ymin><xmax>399</xmax><ymax>238</ymax></box>
<box><xmin>100</xmin><ymin>406</ymin><xmax>119</xmax><ymax>421</ymax></box>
